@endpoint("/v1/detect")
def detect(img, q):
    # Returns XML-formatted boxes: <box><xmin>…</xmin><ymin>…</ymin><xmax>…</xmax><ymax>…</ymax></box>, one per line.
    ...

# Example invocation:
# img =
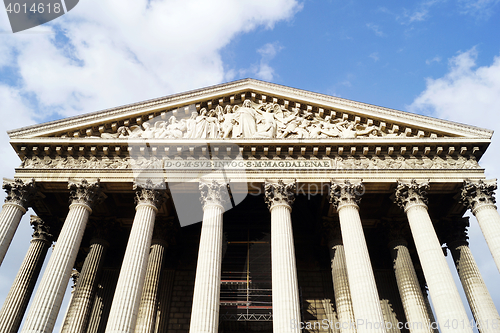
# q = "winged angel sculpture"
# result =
<box><xmin>99</xmin><ymin>99</ymin><xmax>390</xmax><ymax>139</ymax></box>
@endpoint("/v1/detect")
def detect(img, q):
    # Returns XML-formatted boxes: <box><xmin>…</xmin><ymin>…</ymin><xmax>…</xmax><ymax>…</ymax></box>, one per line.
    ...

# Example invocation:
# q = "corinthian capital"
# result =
<box><xmin>30</xmin><ymin>215</ymin><xmax>54</xmax><ymax>243</ymax></box>
<box><xmin>134</xmin><ymin>179</ymin><xmax>168</xmax><ymax>210</ymax></box>
<box><xmin>3</xmin><ymin>178</ymin><xmax>36</xmax><ymax>209</ymax></box>
<box><xmin>199</xmin><ymin>180</ymin><xmax>229</xmax><ymax>208</ymax></box>
<box><xmin>68</xmin><ymin>179</ymin><xmax>102</xmax><ymax>209</ymax></box>
<box><xmin>329</xmin><ymin>180</ymin><xmax>364</xmax><ymax>210</ymax></box>
<box><xmin>394</xmin><ymin>180</ymin><xmax>429</xmax><ymax>211</ymax></box>
<box><xmin>460</xmin><ymin>179</ymin><xmax>497</xmax><ymax>213</ymax></box>
<box><xmin>264</xmin><ymin>180</ymin><xmax>296</xmax><ymax>210</ymax></box>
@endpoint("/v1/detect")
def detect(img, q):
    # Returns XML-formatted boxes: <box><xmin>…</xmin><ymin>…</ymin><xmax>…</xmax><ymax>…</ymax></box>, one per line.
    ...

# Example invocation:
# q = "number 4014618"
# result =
<box><xmin>5</xmin><ymin>2</ymin><xmax>61</xmax><ymax>14</ymax></box>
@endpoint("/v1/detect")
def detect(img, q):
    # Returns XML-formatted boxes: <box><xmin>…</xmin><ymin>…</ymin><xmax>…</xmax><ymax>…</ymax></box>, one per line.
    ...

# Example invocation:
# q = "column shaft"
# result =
<box><xmin>21</xmin><ymin>203</ymin><xmax>91</xmax><ymax>333</ymax></box>
<box><xmin>61</xmin><ymin>239</ymin><xmax>108</xmax><ymax>333</ymax></box>
<box><xmin>338</xmin><ymin>204</ymin><xmax>386</xmax><ymax>333</ymax></box>
<box><xmin>189</xmin><ymin>204</ymin><xmax>224</xmax><ymax>333</ymax></box>
<box><xmin>405</xmin><ymin>204</ymin><xmax>471</xmax><ymax>333</ymax></box>
<box><xmin>390</xmin><ymin>241</ymin><xmax>432</xmax><ymax>333</ymax></box>
<box><xmin>0</xmin><ymin>238</ymin><xmax>51</xmax><ymax>333</ymax></box>
<box><xmin>0</xmin><ymin>203</ymin><xmax>26</xmax><ymax>264</ymax></box>
<box><xmin>135</xmin><ymin>241</ymin><xmax>167</xmax><ymax>333</ymax></box>
<box><xmin>104</xmin><ymin>204</ymin><xmax>157</xmax><ymax>333</ymax></box>
<box><xmin>449</xmin><ymin>242</ymin><xmax>500</xmax><ymax>333</ymax></box>
<box><xmin>473</xmin><ymin>205</ymin><xmax>500</xmax><ymax>272</ymax></box>
<box><xmin>271</xmin><ymin>204</ymin><xmax>301</xmax><ymax>332</ymax></box>
<box><xmin>329</xmin><ymin>240</ymin><xmax>356</xmax><ymax>333</ymax></box>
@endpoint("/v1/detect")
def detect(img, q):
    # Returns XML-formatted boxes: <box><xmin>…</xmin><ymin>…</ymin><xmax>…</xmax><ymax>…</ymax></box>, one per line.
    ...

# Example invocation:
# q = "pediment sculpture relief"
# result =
<box><xmin>95</xmin><ymin>100</ymin><xmax>414</xmax><ymax>140</ymax></box>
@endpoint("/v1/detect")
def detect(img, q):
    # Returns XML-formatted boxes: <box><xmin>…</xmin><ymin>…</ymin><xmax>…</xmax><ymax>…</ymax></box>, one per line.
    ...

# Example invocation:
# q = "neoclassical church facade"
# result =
<box><xmin>0</xmin><ymin>79</ymin><xmax>499</xmax><ymax>333</ymax></box>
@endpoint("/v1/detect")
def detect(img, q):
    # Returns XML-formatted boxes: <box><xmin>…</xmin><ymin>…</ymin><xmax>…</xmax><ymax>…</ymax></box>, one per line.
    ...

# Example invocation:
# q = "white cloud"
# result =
<box><xmin>256</xmin><ymin>42</ymin><xmax>283</xmax><ymax>81</ymax></box>
<box><xmin>369</xmin><ymin>52</ymin><xmax>380</xmax><ymax>62</ymax></box>
<box><xmin>366</xmin><ymin>23</ymin><xmax>386</xmax><ymax>37</ymax></box>
<box><xmin>425</xmin><ymin>56</ymin><xmax>442</xmax><ymax>65</ymax></box>
<box><xmin>409</xmin><ymin>48</ymin><xmax>500</xmax><ymax>306</ymax></box>
<box><xmin>458</xmin><ymin>0</ymin><xmax>500</xmax><ymax>18</ymax></box>
<box><xmin>0</xmin><ymin>0</ymin><xmax>301</xmax><ymax>119</ymax></box>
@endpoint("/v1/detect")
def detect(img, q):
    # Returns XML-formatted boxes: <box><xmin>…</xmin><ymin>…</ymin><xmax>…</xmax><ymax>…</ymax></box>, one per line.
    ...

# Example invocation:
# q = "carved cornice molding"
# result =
<box><xmin>199</xmin><ymin>180</ymin><xmax>229</xmax><ymax>209</ymax></box>
<box><xmin>264</xmin><ymin>180</ymin><xmax>296</xmax><ymax>210</ymax></box>
<box><xmin>329</xmin><ymin>180</ymin><xmax>364</xmax><ymax>210</ymax></box>
<box><xmin>30</xmin><ymin>215</ymin><xmax>54</xmax><ymax>243</ymax></box>
<box><xmin>394</xmin><ymin>179</ymin><xmax>429</xmax><ymax>212</ymax></box>
<box><xmin>133</xmin><ymin>179</ymin><xmax>168</xmax><ymax>210</ymax></box>
<box><xmin>68</xmin><ymin>179</ymin><xmax>103</xmax><ymax>210</ymax></box>
<box><xmin>460</xmin><ymin>179</ymin><xmax>497</xmax><ymax>213</ymax></box>
<box><xmin>2</xmin><ymin>178</ymin><xmax>36</xmax><ymax>209</ymax></box>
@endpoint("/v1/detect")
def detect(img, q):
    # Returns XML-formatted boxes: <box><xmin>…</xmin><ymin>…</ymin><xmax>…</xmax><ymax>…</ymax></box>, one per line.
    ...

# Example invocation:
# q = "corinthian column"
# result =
<box><xmin>21</xmin><ymin>179</ymin><xmax>101</xmax><ymax>333</ymax></box>
<box><xmin>0</xmin><ymin>216</ymin><xmax>54</xmax><ymax>333</ymax></box>
<box><xmin>460</xmin><ymin>180</ymin><xmax>500</xmax><ymax>273</ymax></box>
<box><xmin>443</xmin><ymin>218</ymin><xmax>500</xmax><ymax>333</ymax></box>
<box><xmin>0</xmin><ymin>178</ymin><xmax>36</xmax><ymax>265</ymax></box>
<box><xmin>330</xmin><ymin>180</ymin><xmax>386</xmax><ymax>333</ymax></box>
<box><xmin>105</xmin><ymin>180</ymin><xmax>167</xmax><ymax>333</ymax></box>
<box><xmin>264</xmin><ymin>180</ymin><xmax>301</xmax><ymax>333</ymax></box>
<box><xmin>324</xmin><ymin>220</ymin><xmax>356</xmax><ymax>333</ymax></box>
<box><xmin>60</xmin><ymin>234</ymin><xmax>109</xmax><ymax>333</ymax></box>
<box><xmin>394</xmin><ymin>180</ymin><xmax>472</xmax><ymax>333</ymax></box>
<box><xmin>135</xmin><ymin>219</ymin><xmax>173</xmax><ymax>333</ymax></box>
<box><xmin>189</xmin><ymin>180</ymin><xmax>228</xmax><ymax>333</ymax></box>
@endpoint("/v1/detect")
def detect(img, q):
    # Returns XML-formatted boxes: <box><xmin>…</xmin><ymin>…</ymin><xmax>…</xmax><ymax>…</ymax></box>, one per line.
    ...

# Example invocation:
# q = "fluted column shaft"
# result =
<box><xmin>271</xmin><ymin>203</ymin><xmax>301</xmax><ymax>332</ymax></box>
<box><xmin>135</xmin><ymin>240</ymin><xmax>167</xmax><ymax>333</ymax></box>
<box><xmin>0</xmin><ymin>216</ymin><xmax>52</xmax><ymax>333</ymax></box>
<box><xmin>21</xmin><ymin>179</ymin><xmax>100</xmax><ymax>333</ymax></box>
<box><xmin>61</xmin><ymin>238</ymin><xmax>108</xmax><ymax>333</ymax></box>
<box><xmin>449</xmin><ymin>240</ymin><xmax>500</xmax><ymax>333</ymax></box>
<box><xmin>395</xmin><ymin>180</ymin><xmax>472</xmax><ymax>333</ymax></box>
<box><xmin>390</xmin><ymin>240</ymin><xmax>432</xmax><ymax>333</ymax></box>
<box><xmin>105</xmin><ymin>182</ymin><xmax>165</xmax><ymax>333</ymax></box>
<box><xmin>339</xmin><ymin>204</ymin><xmax>386</xmax><ymax>333</ymax></box>
<box><xmin>329</xmin><ymin>239</ymin><xmax>356</xmax><ymax>333</ymax></box>
<box><xmin>0</xmin><ymin>179</ymin><xmax>35</xmax><ymax>265</ymax></box>
<box><xmin>461</xmin><ymin>180</ymin><xmax>500</xmax><ymax>273</ymax></box>
<box><xmin>189</xmin><ymin>180</ymin><xmax>227</xmax><ymax>333</ymax></box>
<box><xmin>265</xmin><ymin>180</ymin><xmax>301</xmax><ymax>333</ymax></box>
<box><xmin>472</xmin><ymin>205</ymin><xmax>500</xmax><ymax>272</ymax></box>
<box><xmin>331</xmin><ymin>181</ymin><xmax>386</xmax><ymax>333</ymax></box>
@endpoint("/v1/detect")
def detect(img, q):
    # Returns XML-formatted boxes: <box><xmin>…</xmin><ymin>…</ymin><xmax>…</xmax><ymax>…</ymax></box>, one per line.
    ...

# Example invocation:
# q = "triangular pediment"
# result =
<box><xmin>8</xmin><ymin>79</ymin><xmax>493</xmax><ymax>141</ymax></box>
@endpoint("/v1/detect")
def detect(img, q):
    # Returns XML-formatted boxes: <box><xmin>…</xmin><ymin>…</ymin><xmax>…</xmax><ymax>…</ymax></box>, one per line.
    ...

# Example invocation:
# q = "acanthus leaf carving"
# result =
<box><xmin>2</xmin><ymin>178</ymin><xmax>36</xmax><ymax>208</ymax></box>
<box><xmin>264</xmin><ymin>180</ymin><xmax>296</xmax><ymax>209</ymax></box>
<box><xmin>329</xmin><ymin>180</ymin><xmax>364</xmax><ymax>210</ymax></box>
<box><xmin>68</xmin><ymin>179</ymin><xmax>103</xmax><ymax>209</ymax></box>
<box><xmin>199</xmin><ymin>180</ymin><xmax>229</xmax><ymax>208</ymax></box>
<box><xmin>393</xmin><ymin>179</ymin><xmax>429</xmax><ymax>211</ymax></box>
<box><xmin>30</xmin><ymin>215</ymin><xmax>54</xmax><ymax>243</ymax></box>
<box><xmin>460</xmin><ymin>179</ymin><xmax>497</xmax><ymax>212</ymax></box>
<box><xmin>133</xmin><ymin>179</ymin><xmax>168</xmax><ymax>210</ymax></box>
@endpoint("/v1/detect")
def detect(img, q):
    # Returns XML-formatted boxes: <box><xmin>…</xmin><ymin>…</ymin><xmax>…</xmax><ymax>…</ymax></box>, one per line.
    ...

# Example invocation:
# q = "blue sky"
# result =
<box><xmin>1</xmin><ymin>0</ymin><xmax>500</xmax><ymax>331</ymax></box>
